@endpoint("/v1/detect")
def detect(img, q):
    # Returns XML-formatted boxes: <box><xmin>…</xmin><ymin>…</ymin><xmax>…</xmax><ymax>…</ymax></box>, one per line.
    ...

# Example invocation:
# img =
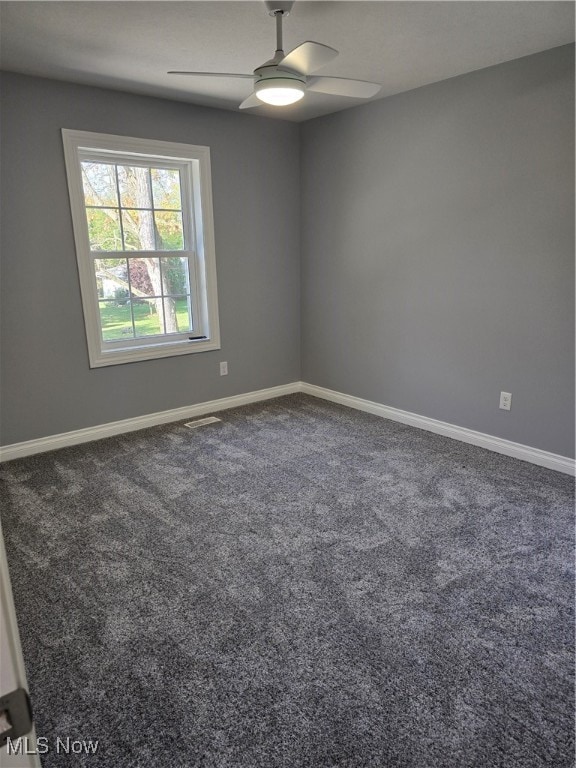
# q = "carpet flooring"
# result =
<box><xmin>1</xmin><ymin>394</ymin><xmax>574</xmax><ymax>768</ymax></box>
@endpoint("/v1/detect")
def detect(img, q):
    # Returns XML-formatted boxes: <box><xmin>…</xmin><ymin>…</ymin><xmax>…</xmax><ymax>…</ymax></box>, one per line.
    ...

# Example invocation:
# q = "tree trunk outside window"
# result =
<box><xmin>132</xmin><ymin>168</ymin><xmax>178</xmax><ymax>334</ymax></box>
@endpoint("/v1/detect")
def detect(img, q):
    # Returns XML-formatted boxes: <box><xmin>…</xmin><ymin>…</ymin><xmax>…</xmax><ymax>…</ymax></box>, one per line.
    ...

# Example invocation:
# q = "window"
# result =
<box><xmin>62</xmin><ymin>130</ymin><xmax>220</xmax><ymax>367</ymax></box>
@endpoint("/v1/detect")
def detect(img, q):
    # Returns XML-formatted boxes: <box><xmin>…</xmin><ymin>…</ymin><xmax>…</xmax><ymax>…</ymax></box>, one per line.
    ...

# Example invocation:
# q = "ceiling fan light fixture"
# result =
<box><xmin>255</xmin><ymin>79</ymin><xmax>305</xmax><ymax>105</ymax></box>
<box><xmin>169</xmin><ymin>0</ymin><xmax>382</xmax><ymax>111</ymax></box>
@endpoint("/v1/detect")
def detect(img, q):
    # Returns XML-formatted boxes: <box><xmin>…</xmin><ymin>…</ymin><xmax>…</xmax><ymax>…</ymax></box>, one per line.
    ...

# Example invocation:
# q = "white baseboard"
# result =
<box><xmin>301</xmin><ymin>383</ymin><xmax>575</xmax><ymax>476</ymax></box>
<box><xmin>0</xmin><ymin>382</ymin><xmax>302</xmax><ymax>463</ymax></box>
<box><xmin>2</xmin><ymin>380</ymin><xmax>573</xmax><ymax>476</ymax></box>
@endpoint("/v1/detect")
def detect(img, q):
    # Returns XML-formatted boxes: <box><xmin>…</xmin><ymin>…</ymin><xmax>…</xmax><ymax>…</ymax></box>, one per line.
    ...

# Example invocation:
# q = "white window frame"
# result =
<box><xmin>62</xmin><ymin>129</ymin><xmax>220</xmax><ymax>367</ymax></box>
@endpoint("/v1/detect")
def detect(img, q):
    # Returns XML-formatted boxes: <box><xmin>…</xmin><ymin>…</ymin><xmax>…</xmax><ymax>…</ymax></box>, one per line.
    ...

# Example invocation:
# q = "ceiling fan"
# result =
<box><xmin>168</xmin><ymin>0</ymin><xmax>382</xmax><ymax>108</ymax></box>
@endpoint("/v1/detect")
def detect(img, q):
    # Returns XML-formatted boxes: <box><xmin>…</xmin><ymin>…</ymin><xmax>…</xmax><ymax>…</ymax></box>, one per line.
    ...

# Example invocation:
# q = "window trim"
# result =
<box><xmin>62</xmin><ymin>129</ymin><xmax>220</xmax><ymax>367</ymax></box>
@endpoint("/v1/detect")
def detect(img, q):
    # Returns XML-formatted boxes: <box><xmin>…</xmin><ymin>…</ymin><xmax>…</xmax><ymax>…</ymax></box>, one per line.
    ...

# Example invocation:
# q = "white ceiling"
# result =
<box><xmin>1</xmin><ymin>1</ymin><xmax>574</xmax><ymax>122</ymax></box>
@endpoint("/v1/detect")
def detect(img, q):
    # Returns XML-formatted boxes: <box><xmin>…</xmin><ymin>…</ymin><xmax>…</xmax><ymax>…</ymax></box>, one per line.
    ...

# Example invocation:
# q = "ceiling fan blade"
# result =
<box><xmin>168</xmin><ymin>71</ymin><xmax>254</xmax><ymax>79</ymax></box>
<box><xmin>239</xmin><ymin>92</ymin><xmax>262</xmax><ymax>110</ymax></box>
<box><xmin>307</xmin><ymin>76</ymin><xmax>381</xmax><ymax>99</ymax></box>
<box><xmin>279</xmin><ymin>41</ymin><xmax>338</xmax><ymax>76</ymax></box>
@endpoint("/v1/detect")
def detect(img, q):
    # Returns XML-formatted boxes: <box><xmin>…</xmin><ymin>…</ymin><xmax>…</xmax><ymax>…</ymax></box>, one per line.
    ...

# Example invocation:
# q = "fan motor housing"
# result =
<box><xmin>254</xmin><ymin>64</ymin><xmax>305</xmax><ymax>85</ymax></box>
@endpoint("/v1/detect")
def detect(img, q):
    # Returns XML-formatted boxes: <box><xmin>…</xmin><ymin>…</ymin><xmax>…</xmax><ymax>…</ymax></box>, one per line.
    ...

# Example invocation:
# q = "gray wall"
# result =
<box><xmin>0</xmin><ymin>73</ymin><xmax>301</xmax><ymax>444</ymax></box>
<box><xmin>2</xmin><ymin>46</ymin><xmax>574</xmax><ymax>458</ymax></box>
<box><xmin>301</xmin><ymin>45</ymin><xmax>575</xmax><ymax>458</ymax></box>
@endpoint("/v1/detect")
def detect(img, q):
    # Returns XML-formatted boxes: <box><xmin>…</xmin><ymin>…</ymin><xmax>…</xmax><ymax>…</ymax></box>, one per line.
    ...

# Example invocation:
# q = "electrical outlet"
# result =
<box><xmin>499</xmin><ymin>391</ymin><xmax>512</xmax><ymax>411</ymax></box>
<box><xmin>219</xmin><ymin>361</ymin><xmax>228</xmax><ymax>376</ymax></box>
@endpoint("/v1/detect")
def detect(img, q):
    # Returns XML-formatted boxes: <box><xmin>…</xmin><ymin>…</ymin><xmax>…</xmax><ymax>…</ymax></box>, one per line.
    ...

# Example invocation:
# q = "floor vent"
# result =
<box><xmin>184</xmin><ymin>416</ymin><xmax>222</xmax><ymax>429</ymax></box>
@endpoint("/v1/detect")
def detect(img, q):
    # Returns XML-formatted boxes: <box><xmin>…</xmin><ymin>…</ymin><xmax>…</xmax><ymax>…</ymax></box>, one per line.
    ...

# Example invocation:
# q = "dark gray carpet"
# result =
<box><xmin>1</xmin><ymin>394</ymin><xmax>574</xmax><ymax>768</ymax></box>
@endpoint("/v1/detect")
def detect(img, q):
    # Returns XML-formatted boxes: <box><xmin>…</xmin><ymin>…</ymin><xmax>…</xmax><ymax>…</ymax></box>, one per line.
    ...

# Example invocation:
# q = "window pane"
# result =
<box><xmin>160</xmin><ymin>257</ymin><xmax>189</xmax><ymax>295</ymax></box>
<box><xmin>95</xmin><ymin>258</ymin><xmax>128</xmax><ymax>301</ymax></box>
<box><xmin>128</xmin><ymin>258</ymin><xmax>155</xmax><ymax>297</ymax></box>
<box><xmin>164</xmin><ymin>296</ymin><xmax>192</xmax><ymax>334</ymax></box>
<box><xmin>155</xmin><ymin>211</ymin><xmax>184</xmax><ymax>250</ymax></box>
<box><xmin>118</xmin><ymin>165</ymin><xmax>152</xmax><ymax>209</ymax></box>
<box><xmin>133</xmin><ymin>298</ymin><xmax>164</xmax><ymax>337</ymax></box>
<box><xmin>151</xmin><ymin>168</ymin><xmax>182</xmax><ymax>210</ymax></box>
<box><xmin>99</xmin><ymin>300</ymin><xmax>133</xmax><ymax>341</ymax></box>
<box><xmin>122</xmin><ymin>209</ymin><xmax>155</xmax><ymax>251</ymax></box>
<box><xmin>82</xmin><ymin>162</ymin><xmax>118</xmax><ymax>207</ymax></box>
<box><xmin>86</xmin><ymin>209</ymin><xmax>122</xmax><ymax>251</ymax></box>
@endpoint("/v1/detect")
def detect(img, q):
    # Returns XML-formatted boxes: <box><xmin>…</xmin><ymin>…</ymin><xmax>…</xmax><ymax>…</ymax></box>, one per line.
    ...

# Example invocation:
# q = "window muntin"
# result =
<box><xmin>62</xmin><ymin>131</ymin><xmax>220</xmax><ymax>367</ymax></box>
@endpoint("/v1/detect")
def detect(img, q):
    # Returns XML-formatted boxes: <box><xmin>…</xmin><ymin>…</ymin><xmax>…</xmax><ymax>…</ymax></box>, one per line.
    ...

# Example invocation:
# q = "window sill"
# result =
<box><xmin>89</xmin><ymin>337</ymin><xmax>221</xmax><ymax>368</ymax></box>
